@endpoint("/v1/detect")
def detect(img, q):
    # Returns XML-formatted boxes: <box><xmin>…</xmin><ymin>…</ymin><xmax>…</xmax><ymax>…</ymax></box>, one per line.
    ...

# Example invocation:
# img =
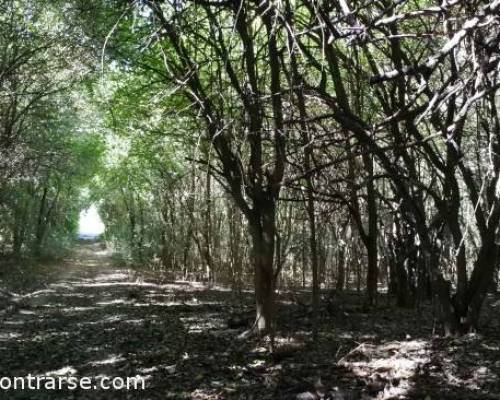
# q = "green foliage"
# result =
<box><xmin>0</xmin><ymin>0</ymin><xmax>111</xmax><ymax>260</ymax></box>
<box><xmin>89</xmin><ymin>68</ymin><xmax>189</xmax><ymax>264</ymax></box>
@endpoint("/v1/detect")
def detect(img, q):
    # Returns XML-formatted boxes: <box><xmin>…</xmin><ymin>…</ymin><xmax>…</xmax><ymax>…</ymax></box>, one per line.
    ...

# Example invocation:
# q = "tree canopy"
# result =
<box><xmin>2</xmin><ymin>1</ymin><xmax>500</xmax><ymax>397</ymax></box>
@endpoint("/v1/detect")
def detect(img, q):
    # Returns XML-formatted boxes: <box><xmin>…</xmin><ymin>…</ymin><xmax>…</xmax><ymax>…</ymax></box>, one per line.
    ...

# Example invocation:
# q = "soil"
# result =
<box><xmin>1</xmin><ymin>242</ymin><xmax>499</xmax><ymax>399</ymax></box>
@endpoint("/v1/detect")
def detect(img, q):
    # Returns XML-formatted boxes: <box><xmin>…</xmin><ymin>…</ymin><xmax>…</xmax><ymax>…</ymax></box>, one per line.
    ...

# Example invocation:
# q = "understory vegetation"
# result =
<box><xmin>2</xmin><ymin>0</ymin><xmax>500</xmax><ymax>398</ymax></box>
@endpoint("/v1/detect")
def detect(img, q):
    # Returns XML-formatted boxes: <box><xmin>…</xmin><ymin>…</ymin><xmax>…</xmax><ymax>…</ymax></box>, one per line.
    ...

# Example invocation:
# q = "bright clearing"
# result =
<box><xmin>78</xmin><ymin>205</ymin><xmax>105</xmax><ymax>238</ymax></box>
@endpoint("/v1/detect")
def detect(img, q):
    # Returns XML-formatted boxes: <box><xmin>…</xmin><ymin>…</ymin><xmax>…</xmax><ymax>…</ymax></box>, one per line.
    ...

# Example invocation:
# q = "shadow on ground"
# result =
<box><xmin>1</xmin><ymin>242</ymin><xmax>499</xmax><ymax>399</ymax></box>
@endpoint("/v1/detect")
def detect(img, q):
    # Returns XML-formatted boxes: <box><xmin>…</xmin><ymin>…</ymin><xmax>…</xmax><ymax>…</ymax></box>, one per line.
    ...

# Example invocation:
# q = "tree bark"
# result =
<box><xmin>249</xmin><ymin>207</ymin><xmax>276</xmax><ymax>335</ymax></box>
<box><xmin>363</xmin><ymin>152</ymin><xmax>378</xmax><ymax>307</ymax></box>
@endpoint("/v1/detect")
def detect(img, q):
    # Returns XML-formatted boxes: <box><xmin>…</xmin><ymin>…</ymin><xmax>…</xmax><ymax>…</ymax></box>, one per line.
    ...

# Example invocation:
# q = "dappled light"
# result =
<box><xmin>43</xmin><ymin>367</ymin><xmax>78</xmax><ymax>377</ymax></box>
<box><xmin>1</xmin><ymin>241</ymin><xmax>499</xmax><ymax>399</ymax></box>
<box><xmin>88</xmin><ymin>355</ymin><xmax>126</xmax><ymax>367</ymax></box>
<box><xmin>337</xmin><ymin>340</ymin><xmax>430</xmax><ymax>399</ymax></box>
<box><xmin>2</xmin><ymin>0</ymin><xmax>500</xmax><ymax>398</ymax></box>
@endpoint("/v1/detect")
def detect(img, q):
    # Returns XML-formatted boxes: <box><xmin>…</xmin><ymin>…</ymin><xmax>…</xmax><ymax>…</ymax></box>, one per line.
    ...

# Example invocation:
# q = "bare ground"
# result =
<box><xmin>1</xmin><ymin>242</ymin><xmax>499</xmax><ymax>399</ymax></box>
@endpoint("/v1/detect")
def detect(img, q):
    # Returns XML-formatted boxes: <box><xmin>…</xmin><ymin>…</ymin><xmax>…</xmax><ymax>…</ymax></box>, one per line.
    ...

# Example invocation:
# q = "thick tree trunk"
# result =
<box><xmin>465</xmin><ymin>231</ymin><xmax>499</xmax><ymax>330</ymax></box>
<box><xmin>390</xmin><ymin>239</ymin><xmax>413</xmax><ymax>308</ymax></box>
<box><xmin>249</xmin><ymin>212</ymin><xmax>276</xmax><ymax>335</ymax></box>
<box><xmin>449</xmin><ymin>213</ymin><xmax>468</xmax><ymax>317</ymax></box>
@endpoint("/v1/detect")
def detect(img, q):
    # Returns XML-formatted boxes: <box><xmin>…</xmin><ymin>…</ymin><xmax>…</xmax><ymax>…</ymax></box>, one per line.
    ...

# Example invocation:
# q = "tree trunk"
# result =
<box><xmin>465</xmin><ymin>230</ymin><xmax>499</xmax><ymax>330</ymax></box>
<box><xmin>336</xmin><ymin>244</ymin><xmax>346</xmax><ymax>292</ymax></box>
<box><xmin>183</xmin><ymin>169</ymin><xmax>196</xmax><ymax>279</ymax></box>
<box><xmin>249</xmin><ymin>208</ymin><xmax>276</xmax><ymax>335</ymax></box>
<box><xmin>229</xmin><ymin>201</ymin><xmax>243</xmax><ymax>290</ymax></box>
<box><xmin>33</xmin><ymin>186</ymin><xmax>48</xmax><ymax>257</ymax></box>
<box><xmin>13</xmin><ymin>227</ymin><xmax>24</xmax><ymax>259</ymax></box>
<box><xmin>335</xmin><ymin>221</ymin><xmax>349</xmax><ymax>291</ymax></box>
<box><xmin>306</xmin><ymin>187</ymin><xmax>319</xmax><ymax>340</ymax></box>
<box><xmin>285</xmin><ymin>17</ymin><xmax>319</xmax><ymax>339</ymax></box>
<box><xmin>364</xmin><ymin>152</ymin><xmax>378</xmax><ymax>306</ymax></box>
<box><xmin>203</xmin><ymin>167</ymin><xmax>213</xmax><ymax>283</ymax></box>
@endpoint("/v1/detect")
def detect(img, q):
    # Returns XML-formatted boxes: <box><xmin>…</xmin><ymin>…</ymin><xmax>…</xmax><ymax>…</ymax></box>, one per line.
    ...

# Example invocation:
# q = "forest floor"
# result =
<box><xmin>1</xmin><ymin>242</ymin><xmax>500</xmax><ymax>399</ymax></box>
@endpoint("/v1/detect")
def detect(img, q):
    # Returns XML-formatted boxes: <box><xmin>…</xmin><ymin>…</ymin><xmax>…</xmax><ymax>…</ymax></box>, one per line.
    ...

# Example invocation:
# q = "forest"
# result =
<box><xmin>1</xmin><ymin>0</ymin><xmax>500</xmax><ymax>399</ymax></box>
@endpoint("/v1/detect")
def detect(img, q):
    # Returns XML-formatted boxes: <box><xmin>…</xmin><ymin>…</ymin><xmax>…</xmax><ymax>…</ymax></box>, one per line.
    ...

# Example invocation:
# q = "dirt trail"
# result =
<box><xmin>0</xmin><ymin>242</ymin><xmax>237</xmax><ymax>399</ymax></box>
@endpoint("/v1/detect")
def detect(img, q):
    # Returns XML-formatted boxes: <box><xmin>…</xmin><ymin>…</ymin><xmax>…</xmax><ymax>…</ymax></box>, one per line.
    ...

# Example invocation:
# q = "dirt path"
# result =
<box><xmin>0</xmin><ymin>242</ymin><xmax>240</xmax><ymax>399</ymax></box>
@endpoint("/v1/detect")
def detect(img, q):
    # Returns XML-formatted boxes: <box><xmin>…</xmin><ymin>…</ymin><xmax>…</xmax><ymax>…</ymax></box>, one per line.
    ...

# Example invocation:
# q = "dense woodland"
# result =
<box><xmin>1</xmin><ymin>0</ymin><xmax>500</xmax><ymax>399</ymax></box>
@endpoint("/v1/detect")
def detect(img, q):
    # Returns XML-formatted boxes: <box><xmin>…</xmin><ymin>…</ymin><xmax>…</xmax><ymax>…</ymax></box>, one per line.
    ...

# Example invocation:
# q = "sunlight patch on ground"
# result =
<box><xmin>23</xmin><ymin>289</ymin><xmax>58</xmax><ymax>297</ymax></box>
<box><xmin>19</xmin><ymin>309</ymin><xmax>36</xmax><ymax>315</ymax></box>
<box><xmin>48</xmin><ymin>283</ymin><xmax>75</xmax><ymax>290</ymax></box>
<box><xmin>137</xmin><ymin>366</ymin><xmax>159</xmax><ymax>374</ymax></box>
<box><xmin>61</xmin><ymin>306</ymin><xmax>98</xmax><ymax>314</ymax></box>
<box><xmin>103</xmin><ymin>315</ymin><xmax>124</xmax><ymax>323</ymax></box>
<box><xmin>0</xmin><ymin>332</ymin><xmax>21</xmax><ymax>340</ymax></box>
<box><xmin>122</xmin><ymin>318</ymin><xmax>144</xmax><ymax>325</ymax></box>
<box><xmin>96</xmin><ymin>299</ymin><xmax>135</xmax><ymax>306</ymax></box>
<box><xmin>338</xmin><ymin>339</ymin><xmax>430</xmax><ymax>399</ymax></box>
<box><xmin>181</xmin><ymin>314</ymin><xmax>225</xmax><ymax>332</ymax></box>
<box><xmin>76</xmin><ymin>315</ymin><xmax>126</xmax><ymax>327</ymax></box>
<box><xmin>43</xmin><ymin>366</ymin><xmax>77</xmax><ymax>377</ymax></box>
<box><xmin>92</xmin><ymin>272</ymin><xmax>130</xmax><ymax>282</ymax></box>
<box><xmin>150</xmin><ymin>301</ymin><xmax>184</xmax><ymax>307</ymax></box>
<box><xmin>89</xmin><ymin>354</ymin><xmax>126</xmax><ymax>367</ymax></box>
<box><xmin>58</xmin><ymin>293</ymin><xmax>91</xmax><ymax>298</ymax></box>
<box><xmin>40</xmin><ymin>303</ymin><xmax>66</xmax><ymax>308</ymax></box>
<box><xmin>30</xmin><ymin>331</ymin><xmax>71</xmax><ymax>342</ymax></box>
<box><xmin>72</xmin><ymin>281</ymin><xmax>223</xmax><ymax>295</ymax></box>
<box><xmin>2</xmin><ymin>320</ymin><xmax>25</xmax><ymax>326</ymax></box>
<box><xmin>74</xmin><ymin>282</ymin><xmax>155</xmax><ymax>288</ymax></box>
